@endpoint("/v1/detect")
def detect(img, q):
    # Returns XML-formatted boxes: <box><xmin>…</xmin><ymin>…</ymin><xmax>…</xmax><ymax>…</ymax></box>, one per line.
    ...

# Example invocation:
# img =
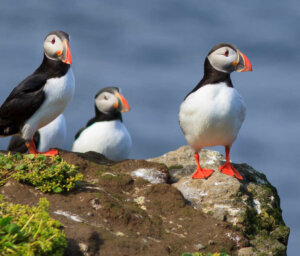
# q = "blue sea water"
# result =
<box><xmin>0</xmin><ymin>1</ymin><xmax>298</xmax><ymax>254</ymax></box>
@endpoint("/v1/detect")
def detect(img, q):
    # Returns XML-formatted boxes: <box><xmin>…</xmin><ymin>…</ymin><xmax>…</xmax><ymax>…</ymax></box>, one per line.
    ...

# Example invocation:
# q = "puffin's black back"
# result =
<box><xmin>0</xmin><ymin>55</ymin><xmax>70</xmax><ymax>137</ymax></box>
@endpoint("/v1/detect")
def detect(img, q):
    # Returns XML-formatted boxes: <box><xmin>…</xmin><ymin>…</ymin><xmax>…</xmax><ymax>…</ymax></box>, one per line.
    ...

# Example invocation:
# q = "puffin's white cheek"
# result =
<box><xmin>44</xmin><ymin>41</ymin><xmax>63</xmax><ymax>58</ymax></box>
<box><xmin>96</xmin><ymin>99</ymin><xmax>112</xmax><ymax>113</ymax></box>
<box><xmin>44</xmin><ymin>43</ymin><xmax>57</xmax><ymax>57</ymax></box>
<box><xmin>208</xmin><ymin>55</ymin><xmax>226</xmax><ymax>71</ymax></box>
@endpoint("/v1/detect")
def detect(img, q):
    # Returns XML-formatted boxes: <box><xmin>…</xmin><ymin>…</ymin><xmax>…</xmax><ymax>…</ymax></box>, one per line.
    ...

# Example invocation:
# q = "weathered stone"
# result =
<box><xmin>89</xmin><ymin>198</ymin><xmax>101</xmax><ymax>210</ymax></box>
<box><xmin>149</xmin><ymin>145</ymin><xmax>289</xmax><ymax>256</ymax></box>
<box><xmin>208</xmin><ymin>240</ymin><xmax>215</xmax><ymax>245</ymax></box>
<box><xmin>193</xmin><ymin>243</ymin><xmax>206</xmax><ymax>250</ymax></box>
<box><xmin>271</xmin><ymin>226</ymin><xmax>290</xmax><ymax>245</ymax></box>
<box><xmin>0</xmin><ymin>148</ymin><xmax>289</xmax><ymax>256</ymax></box>
<box><xmin>131</xmin><ymin>168</ymin><xmax>167</xmax><ymax>184</ymax></box>
<box><xmin>250</xmin><ymin>235</ymin><xmax>286</xmax><ymax>256</ymax></box>
<box><xmin>238</xmin><ymin>247</ymin><xmax>254</xmax><ymax>256</ymax></box>
<box><xmin>1</xmin><ymin>149</ymin><xmax>245</xmax><ymax>256</ymax></box>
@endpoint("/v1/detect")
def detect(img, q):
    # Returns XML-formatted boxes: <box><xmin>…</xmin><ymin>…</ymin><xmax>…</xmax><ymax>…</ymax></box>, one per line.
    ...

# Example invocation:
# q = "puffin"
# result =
<box><xmin>7</xmin><ymin>114</ymin><xmax>66</xmax><ymax>153</ymax></box>
<box><xmin>0</xmin><ymin>30</ymin><xmax>74</xmax><ymax>156</ymax></box>
<box><xmin>178</xmin><ymin>43</ymin><xmax>252</xmax><ymax>180</ymax></box>
<box><xmin>72</xmin><ymin>87</ymin><xmax>132</xmax><ymax>161</ymax></box>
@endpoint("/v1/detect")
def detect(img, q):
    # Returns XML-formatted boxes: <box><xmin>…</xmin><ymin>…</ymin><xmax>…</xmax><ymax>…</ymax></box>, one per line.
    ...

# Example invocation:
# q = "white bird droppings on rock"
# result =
<box><xmin>194</xmin><ymin>243</ymin><xmax>206</xmax><ymax>250</ymax></box>
<box><xmin>115</xmin><ymin>231</ymin><xmax>125</xmax><ymax>237</ymax></box>
<box><xmin>131</xmin><ymin>168</ymin><xmax>167</xmax><ymax>184</ymax></box>
<box><xmin>134</xmin><ymin>196</ymin><xmax>147</xmax><ymax>210</ymax></box>
<box><xmin>253</xmin><ymin>199</ymin><xmax>261</xmax><ymax>214</ymax></box>
<box><xmin>54</xmin><ymin>210</ymin><xmax>83</xmax><ymax>222</ymax></box>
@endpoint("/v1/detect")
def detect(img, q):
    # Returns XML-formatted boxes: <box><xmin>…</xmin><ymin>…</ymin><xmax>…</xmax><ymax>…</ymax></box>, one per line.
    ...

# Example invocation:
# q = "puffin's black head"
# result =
<box><xmin>95</xmin><ymin>87</ymin><xmax>130</xmax><ymax>114</ymax></box>
<box><xmin>206</xmin><ymin>43</ymin><xmax>252</xmax><ymax>73</ymax></box>
<box><xmin>43</xmin><ymin>30</ymin><xmax>72</xmax><ymax>65</ymax></box>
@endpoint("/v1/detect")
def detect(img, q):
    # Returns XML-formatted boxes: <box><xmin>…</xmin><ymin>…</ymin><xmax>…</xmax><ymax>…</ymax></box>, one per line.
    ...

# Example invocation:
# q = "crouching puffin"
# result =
<box><xmin>8</xmin><ymin>114</ymin><xmax>66</xmax><ymax>153</ymax></box>
<box><xmin>178</xmin><ymin>43</ymin><xmax>252</xmax><ymax>180</ymax></box>
<box><xmin>0</xmin><ymin>30</ymin><xmax>74</xmax><ymax>156</ymax></box>
<box><xmin>72</xmin><ymin>87</ymin><xmax>132</xmax><ymax>161</ymax></box>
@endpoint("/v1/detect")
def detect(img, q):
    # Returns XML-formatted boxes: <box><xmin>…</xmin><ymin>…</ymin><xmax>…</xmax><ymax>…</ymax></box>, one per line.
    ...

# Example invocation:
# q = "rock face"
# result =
<box><xmin>149</xmin><ymin>146</ymin><xmax>290</xmax><ymax>256</ymax></box>
<box><xmin>0</xmin><ymin>147</ymin><xmax>289</xmax><ymax>256</ymax></box>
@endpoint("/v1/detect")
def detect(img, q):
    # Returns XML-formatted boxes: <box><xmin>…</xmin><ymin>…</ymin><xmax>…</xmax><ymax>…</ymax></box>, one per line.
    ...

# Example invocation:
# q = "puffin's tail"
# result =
<box><xmin>7</xmin><ymin>132</ymin><xmax>39</xmax><ymax>153</ymax></box>
<box><xmin>0</xmin><ymin>119</ymin><xmax>20</xmax><ymax>137</ymax></box>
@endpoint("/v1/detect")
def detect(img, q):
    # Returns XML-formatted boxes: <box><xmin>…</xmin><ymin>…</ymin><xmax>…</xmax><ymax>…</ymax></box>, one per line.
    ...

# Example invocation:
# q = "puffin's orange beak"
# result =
<box><xmin>60</xmin><ymin>40</ymin><xmax>72</xmax><ymax>65</ymax></box>
<box><xmin>114</xmin><ymin>91</ymin><xmax>130</xmax><ymax>113</ymax></box>
<box><xmin>235</xmin><ymin>50</ymin><xmax>252</xmax><ymax>72</ymax></box>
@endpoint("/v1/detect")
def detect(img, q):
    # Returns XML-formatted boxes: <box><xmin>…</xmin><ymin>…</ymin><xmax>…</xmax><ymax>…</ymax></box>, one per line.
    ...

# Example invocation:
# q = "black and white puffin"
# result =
<box><xmin>0</xmin><ymin>30</ymin><xmax>74</xmax><ymax>156</ymax></box>
<box><xmin>178</xmin><ymin>43</ymin><xmax>252</xmax><ymax>180</ymax></box>
<box><xmin>72</xmin><ymin>87</ymin><xmax>132</xmax><ymax>161</ymax></box>
<box><xmin>7</xmin><ymin>114</ymin><xmax>66</xmax><ymax>153</ymax></box>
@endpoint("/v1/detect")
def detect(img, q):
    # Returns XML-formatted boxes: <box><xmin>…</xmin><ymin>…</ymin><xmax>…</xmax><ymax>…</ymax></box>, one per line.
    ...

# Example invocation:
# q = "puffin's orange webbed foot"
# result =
<box><xmin>39</xmin><ymin>148</ymin><xmax>59</xmax><ymax>156</ymax></box>
<box><xmin>26</xmin><ymin>139</ymin><xmax>59</xmax><ymax>157</ymax></box>
<box><xmin>192</xmin><ymin>168</ymin><xmax>214</xmax><ymax>179</ymax></box>
<box><xmin>219</xmin><ymin>162</ymin><xmax>243</xmax><ymax>180</ymax></box>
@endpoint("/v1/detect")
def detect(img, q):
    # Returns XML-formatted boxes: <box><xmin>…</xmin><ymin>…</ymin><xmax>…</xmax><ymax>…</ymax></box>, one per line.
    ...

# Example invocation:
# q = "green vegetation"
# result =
<box><xmin>0</xmin><ymin>196</ymin><xmax>67</xmax><ymax>255</ymax></box>
<box><xmin>0</xmin><ymin>152</ymin><xmax>83</xmax><ymax>193</ymax></box>
<box><xmin>168</xmin><ymin>164</ymin><xmax>183</xmax><ymax>170</ymax></box>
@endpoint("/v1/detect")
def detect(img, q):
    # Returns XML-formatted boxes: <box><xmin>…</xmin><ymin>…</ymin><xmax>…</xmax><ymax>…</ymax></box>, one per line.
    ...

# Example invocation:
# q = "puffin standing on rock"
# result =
<box><xmin>7</xmin><ymin>114</ymin><xmax>66</xmax><ymax>153</ymax></box>
<box><xmin>0</xmin><ymin>30</ymin><xmax>74</xmax><ymax>156</ymax></box>
<box><xmin>72</xmin><ymin>87</ymin><xmax>132</xmax><ymax>161</ymax></box>
<box><xmin>178</xmin><ymin>43</ymin><xmax>252</xmax><ymax>180</ymax></box>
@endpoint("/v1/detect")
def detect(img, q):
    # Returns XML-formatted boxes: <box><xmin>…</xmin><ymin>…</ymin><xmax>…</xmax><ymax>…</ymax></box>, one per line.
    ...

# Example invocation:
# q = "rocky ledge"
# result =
<box><xmin>0</xmin><ymin>146</ymin><xmax>289</xmax><ymax>256</ymax></box>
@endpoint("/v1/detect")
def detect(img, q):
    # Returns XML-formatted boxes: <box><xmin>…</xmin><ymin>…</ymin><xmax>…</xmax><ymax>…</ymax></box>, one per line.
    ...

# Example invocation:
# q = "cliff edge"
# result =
<box><xmin>0</xmin><ymin>146</ymin><xmax>289</xmax><ymax>256</ymax></box>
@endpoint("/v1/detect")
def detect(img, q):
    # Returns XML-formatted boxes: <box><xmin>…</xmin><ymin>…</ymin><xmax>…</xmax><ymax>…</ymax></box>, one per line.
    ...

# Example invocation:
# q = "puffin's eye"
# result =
<box><xmin>51</xmin><ymin>38</ymin><xmax>55</xmax><ymax>44</ymax></box>
<box><xmin>104</xmin><ymin>96</ymin><xmax>108</xmax><ymax>100</ymax></box>
<box><xmin>224</xmin><ymin>50</ymin><xmax>229</xmax><ymax>57</ymax></box>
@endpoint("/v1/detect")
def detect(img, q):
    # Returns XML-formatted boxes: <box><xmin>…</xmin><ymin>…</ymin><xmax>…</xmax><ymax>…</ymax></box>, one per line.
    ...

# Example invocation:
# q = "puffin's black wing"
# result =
<box><xmin>0</xmin><ymin>74</ymin><xmax>46</xmax><ymax>135</ymax></box>
<box><xmin>8</xmin><ymin>132</ymin><xmax>40</xmax><ymax>153</ymax></box>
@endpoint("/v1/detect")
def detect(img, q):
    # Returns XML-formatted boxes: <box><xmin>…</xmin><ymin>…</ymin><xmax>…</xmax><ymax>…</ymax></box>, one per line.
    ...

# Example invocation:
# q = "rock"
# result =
<box><xmin>208</xmin><ymin>240</ymin><xmax>215</xmax><ymax>245</ymax></box>
<box><xmin>238</xmin><ymin>247</ymin><xmax>254</xmax><ymax>256</ymax></box>
<box><xmin>131</xmin><ymin>168</ymin><xmax>167</xmax><ymax>184</ymax></box>
<box><xmin>0</xmin><ymin>147</ymin><xmax>289</xmax><ymax>256</ymax></box>
<box><xmin>250</xmin><ymin>235</ymin><xmax>286</xmax><ymax>256</ymax></box>
<box><xmin>89</xmin><ymin>198</ymin><xmax>101</xmax><ymax>210</ymax></box>
<box><xmin>193</xmin><ymin>243</ymin><xmax>206</xmax><ymax>250</ymax></box>
<box><xmin>149</xmin><ymin>146</ymin><xmax>225</xmax><ymax>182</ymax></box>
<box><xmin>149</xmin><ymin>145</ymin><xmax>290</xmax><ymax>256</ymax></box>
<box><xmin>79</xmin><ymin>243</ymin><xmax>89</xmax><ymax>256</ymax></box>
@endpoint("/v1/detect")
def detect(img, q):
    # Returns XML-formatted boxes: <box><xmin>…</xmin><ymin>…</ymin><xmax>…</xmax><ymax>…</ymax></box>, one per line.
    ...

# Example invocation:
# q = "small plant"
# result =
<box><xmin>0</xmin><ymin>196</ymin><xmax>67</xmax><ymax>255</ymax></box>
<box><xmin>0</xmin><ymin>152</ymin><xmax>83</xmax><ymax>193</ymax></box>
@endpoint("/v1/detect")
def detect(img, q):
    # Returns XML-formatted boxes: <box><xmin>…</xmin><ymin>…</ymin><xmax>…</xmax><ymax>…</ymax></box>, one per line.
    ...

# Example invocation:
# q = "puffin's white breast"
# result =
<box><xmin>72</xmin><ymin>120</ymin><xmax>132</xmax><ymax>161</ymax></box>
<box><xmin>38</xmin><ymin>114</ymin><xmax>66</xmax><ymax>152</ymax></box>
<box><xmin>22</xmin><ymin>68</ymin><xmax>75</xmax><ymax>140</ymax></box>
<box><xmin>178</xmin><ymin>82</ymin><xmax>246</xmax><ymax>151</ymax></box>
